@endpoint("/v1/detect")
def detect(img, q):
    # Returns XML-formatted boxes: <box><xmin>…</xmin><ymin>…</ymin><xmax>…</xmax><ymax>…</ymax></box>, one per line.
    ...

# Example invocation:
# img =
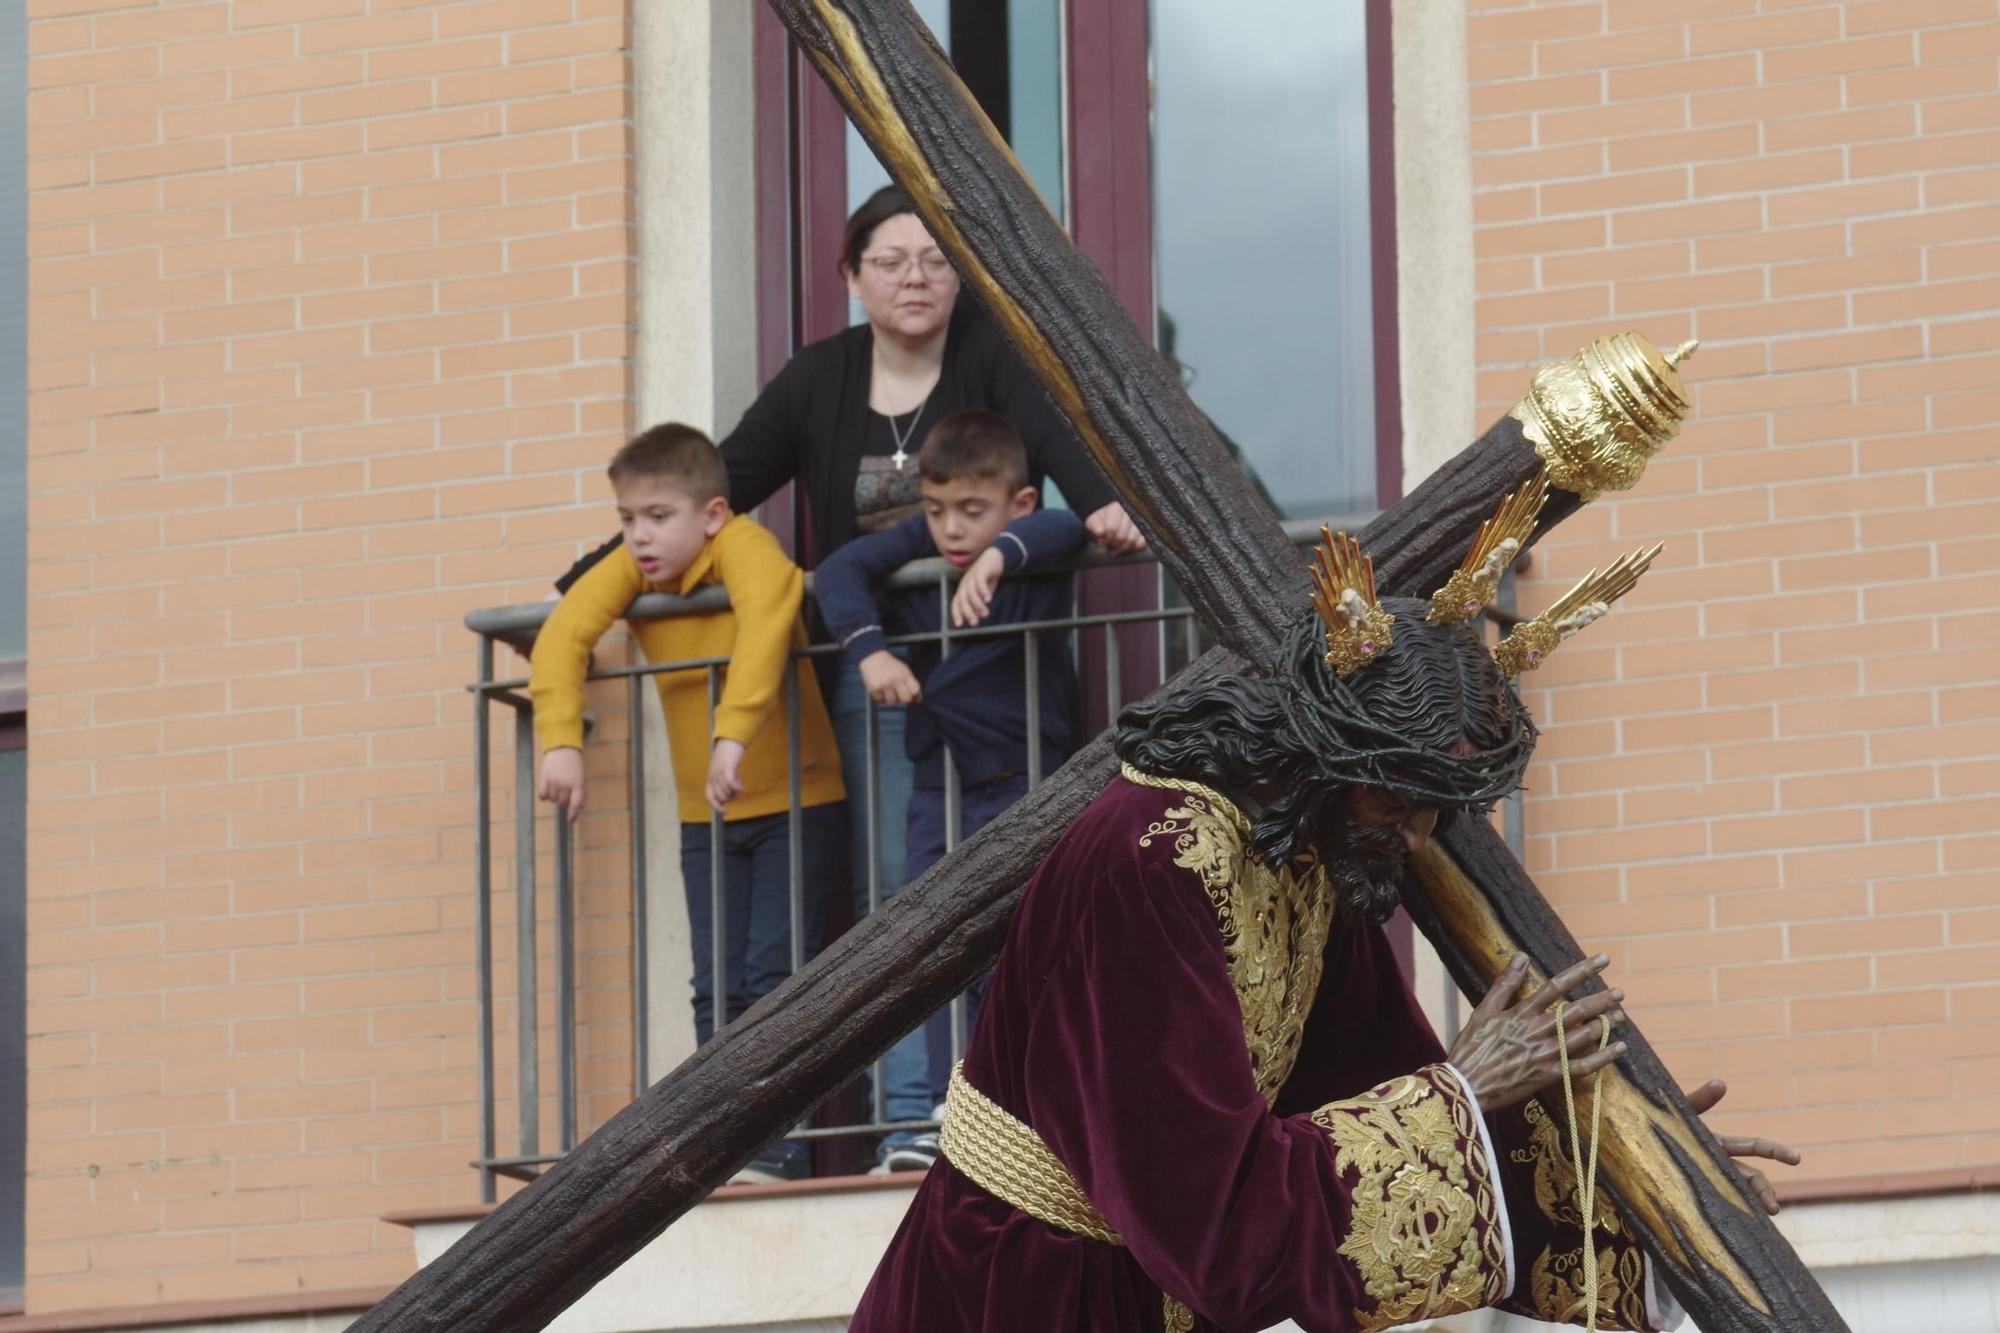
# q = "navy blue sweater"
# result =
<box><xmin>814</xmin><ymin>509</ymin><xmax>1087</xmax><ymax>790</ymax></box>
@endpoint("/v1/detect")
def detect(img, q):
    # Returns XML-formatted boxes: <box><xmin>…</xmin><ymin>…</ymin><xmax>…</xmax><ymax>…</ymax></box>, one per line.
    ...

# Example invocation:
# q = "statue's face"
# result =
<box><xmin>1323</xmin><ymin>786</ymin><xmax>1439</xmax><ymax>922</ymax></box>
<box><xmin>1345</xmin><ymin>786</ymin><xmax>1442</xmax><ymax>856</ymax></box>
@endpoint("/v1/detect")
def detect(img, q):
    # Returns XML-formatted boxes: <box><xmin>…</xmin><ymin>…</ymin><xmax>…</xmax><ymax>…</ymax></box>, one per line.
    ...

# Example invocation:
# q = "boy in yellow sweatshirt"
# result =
<box><xmin>531</xmin><ymin>424</ymin><xmax>844</xmax><ymax>1181</ymax></box>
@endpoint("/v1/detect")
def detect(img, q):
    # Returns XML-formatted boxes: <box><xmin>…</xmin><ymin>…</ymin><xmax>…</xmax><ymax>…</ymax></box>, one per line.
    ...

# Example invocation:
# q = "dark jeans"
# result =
<box><xmin>911</xmin><ymin>773</ymin><xmax>1029</xmax><ymax>1108</ymax></box>
<box><xmin>681</xmin><ymin>802</ymin><xmax>846</xmax><ymax>1045</ymax></box>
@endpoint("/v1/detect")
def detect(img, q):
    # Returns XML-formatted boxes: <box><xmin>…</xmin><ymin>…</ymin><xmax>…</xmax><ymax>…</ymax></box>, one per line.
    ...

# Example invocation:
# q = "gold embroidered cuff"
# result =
<box><xmin>1311</xmin><ymin>1064</ymin><xmax>1511</xmax><ymax>1332</ymax></box>
<box><xmin>1511</xmin><ymin>1099</ymin><xmax>1654</xmax><ymax>1330</ymax></box>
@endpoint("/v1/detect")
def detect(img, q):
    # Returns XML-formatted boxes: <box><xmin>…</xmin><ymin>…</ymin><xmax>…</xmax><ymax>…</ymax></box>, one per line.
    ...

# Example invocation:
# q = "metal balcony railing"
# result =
<box><xmin>460</xmin><ymin>515</ymin><xmax>1394</xmax><ymax>1197</ymax></box>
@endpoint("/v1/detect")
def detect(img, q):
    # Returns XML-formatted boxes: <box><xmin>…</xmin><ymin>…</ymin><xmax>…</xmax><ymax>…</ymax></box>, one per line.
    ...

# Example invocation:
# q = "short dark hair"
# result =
<box><xmin>839</xmin><ymin>184</ymin><xmax>918</xmax><ymax>277</ymax></box>
<box><xmin>917</xmin><ymin>409</ymin><xmax>1029</xmax><ymax>492</ymax></box>
<box><xmin>607</xmin><ymin>423</ymin><xmax>728</xmax><ymax>503</ymax></box>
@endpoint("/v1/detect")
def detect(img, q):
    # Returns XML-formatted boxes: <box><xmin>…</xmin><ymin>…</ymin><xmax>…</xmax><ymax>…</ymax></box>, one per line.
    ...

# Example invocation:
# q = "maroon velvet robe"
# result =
<box><xmin>851</xmin><ymin>771</ymin><xmax>1666</xmax><ymax>1333</ymax></box>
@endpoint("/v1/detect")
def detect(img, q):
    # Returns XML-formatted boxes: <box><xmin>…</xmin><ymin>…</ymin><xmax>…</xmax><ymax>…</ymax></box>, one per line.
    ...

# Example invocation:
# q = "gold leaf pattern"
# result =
<box><xmin>1513</xmin><ymin>1100</ymin><xmax>1653</xmax><ymax>1330</ymax></box>
<box><xmin>1313</xmin><ymin>1069</ymin><xmax>1510</xmax><ymax>1331</ymax></box>
<box><xmin>1127</xmin><ymin>765</ymin><xmax>1334</xmax><ymax>1104</ymax></box>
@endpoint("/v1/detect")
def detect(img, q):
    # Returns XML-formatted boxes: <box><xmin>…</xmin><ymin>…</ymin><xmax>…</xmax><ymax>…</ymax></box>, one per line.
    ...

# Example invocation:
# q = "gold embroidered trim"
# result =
<box><xmin>938</xmin><ymin>1064</ymin><xmax>1120</xmax><ymax>1245</ymax></box>
<box><xmin>1313</xmin><ymin>1067</ymin><xmax>1509</xmax><ymax>1332</ymax></box>
<box><xmin>1120</xmin><ymin>762</ymin><xmax>1244</xmax><ymax>813</ymax></box>
<box><xmin>1124</xmin><ymin>765</ymin><xmax>1335</xmax><ymax>1106</ymax></box>
<box><xmin>1513</xmin><ymin>1100</ymin><xmax>1652</xmax><ymax>1330</ymax></box>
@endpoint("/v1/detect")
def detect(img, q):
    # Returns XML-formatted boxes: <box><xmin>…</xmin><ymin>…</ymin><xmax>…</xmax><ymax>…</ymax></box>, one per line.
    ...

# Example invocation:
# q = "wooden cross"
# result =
<box><xmin>353</xmin><ymin>4</ymin><xmax>1846</xmax><ymax>1330</ymax></box>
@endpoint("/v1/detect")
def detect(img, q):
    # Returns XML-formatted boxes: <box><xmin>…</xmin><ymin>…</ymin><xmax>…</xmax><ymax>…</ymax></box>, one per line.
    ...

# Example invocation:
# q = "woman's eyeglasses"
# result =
<box><xmin>861</xmin><ymin>250</ymin><xmax>954</xmax><ymax>281</ymax></box>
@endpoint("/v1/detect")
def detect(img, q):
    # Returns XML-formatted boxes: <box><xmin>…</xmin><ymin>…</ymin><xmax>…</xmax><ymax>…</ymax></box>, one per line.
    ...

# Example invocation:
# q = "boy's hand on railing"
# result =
<box><xmin>950</xmin><ymin>548</ymin><xmax>1007</xmax><ymax>627</ymax></box>
<box><xmin>859</xmin><ymin>650</ymin><xmax>922</xmax><ymax>706</ymax></box>
<box><xmin>1085</xmin><ymin>500</ymin><xmax>1147</xmax><ymax>555</ymax></box>
<box><xmin>705</xmin><ymin>738</ymin><xmax>747</xmax><ymax>814</ymax></box>
<box><xmin>537</xmin><ymin>748</ymin><xmax>587</xmax><ymax>824</ymax></box>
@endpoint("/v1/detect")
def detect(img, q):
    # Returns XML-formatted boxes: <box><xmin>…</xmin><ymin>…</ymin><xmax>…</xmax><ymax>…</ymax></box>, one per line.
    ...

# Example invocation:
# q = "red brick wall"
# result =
<box><xmin>1469</xmin><ymin>0</ymin><xmax>2000</xmax><ymax>1182</ymax></box>
<box><xmin>25</xmin><ymin>1</ymin><xmax>633</xmax><ymax>1312</ymax></box>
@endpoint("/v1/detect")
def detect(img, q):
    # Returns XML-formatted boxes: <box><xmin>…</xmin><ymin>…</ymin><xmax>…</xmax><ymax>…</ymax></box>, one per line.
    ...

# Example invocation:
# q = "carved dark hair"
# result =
<box><xmin>1115</xmin><ymin>600</ymin><xmax>1536</xmax><ymax>867</ymax></box>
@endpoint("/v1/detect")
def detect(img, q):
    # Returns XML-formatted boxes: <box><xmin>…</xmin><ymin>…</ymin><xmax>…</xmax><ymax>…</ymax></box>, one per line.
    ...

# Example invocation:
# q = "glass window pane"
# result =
<box><xmin>845</xmin><ymin>0</ymin><xmax>954</xmax><ymax>248</ymax></box>
<box><xmin>1151</xmin><ymin>0</ymin><xmax>1376</xmax><ymax>517</ymax></box>
<box><xmin>1008</xmin><ymin>0</ymin><xmax>1066</xmax><ymax>224</ymax></box>
<box><xmin>844</xmin><ymin>0</ymin><xmax>1068</xmax><ymax>318</ymax></box>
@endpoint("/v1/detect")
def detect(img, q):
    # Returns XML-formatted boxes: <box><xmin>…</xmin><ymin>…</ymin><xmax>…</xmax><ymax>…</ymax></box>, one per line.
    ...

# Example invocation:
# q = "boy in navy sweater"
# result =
<box><xmin>815</xmin><ymin>409</ymin><xmax>1087</xmax><ymax>1170</ymax></box>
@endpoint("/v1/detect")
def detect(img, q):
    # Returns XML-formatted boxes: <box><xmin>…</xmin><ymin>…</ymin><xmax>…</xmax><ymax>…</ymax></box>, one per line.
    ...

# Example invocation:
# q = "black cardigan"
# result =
<box><xmin>555</xmin><ymin>305</ymin><xmax>1117</xmax><ymax>592</ymax></box>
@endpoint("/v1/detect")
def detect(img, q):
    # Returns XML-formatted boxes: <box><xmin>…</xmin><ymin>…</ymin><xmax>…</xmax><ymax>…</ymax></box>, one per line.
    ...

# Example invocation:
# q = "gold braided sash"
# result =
<box><xmin>939</xmin><ymin>1063</ymin><xmax>1122</xmax><ymax>1246</ymax></box>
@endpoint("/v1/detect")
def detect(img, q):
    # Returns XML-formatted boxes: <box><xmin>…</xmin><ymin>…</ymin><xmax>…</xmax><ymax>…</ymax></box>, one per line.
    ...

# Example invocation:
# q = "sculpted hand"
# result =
<box><xmin>1684</xmin><ymin>1078</ymin><xmax>1802</xmax><ymax>1215</ymax></box>
<box><xmin>951</xmin><ymin>548</ymin><xmax>1006</xmax><ymax>627</ymax></box>
<box><xmin>858</xmin><ymin>649</ymin><xmax>921</xmax><ymax>706</ymax></box>
<box><xmin>1084</xmin><ymin>500</ymin><xmax>1147</xmax><ymax>555</ymax></box>
<box><xmin>537</xmin><ymin>747</ymin><xmax>587</xmax><ymax>824</ymax></box>
<box><xmin>1446</xmin><ymin>953</ymin><xmax>1628</xmax><ymax>1113</ymax></box>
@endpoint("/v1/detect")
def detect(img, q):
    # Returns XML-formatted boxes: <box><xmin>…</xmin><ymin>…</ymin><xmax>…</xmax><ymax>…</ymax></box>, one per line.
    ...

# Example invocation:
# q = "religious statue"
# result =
<box><xmin>850</xmin><ymin>499</ymin><xmax>1791</xmax><ymax>1332</ymax></box>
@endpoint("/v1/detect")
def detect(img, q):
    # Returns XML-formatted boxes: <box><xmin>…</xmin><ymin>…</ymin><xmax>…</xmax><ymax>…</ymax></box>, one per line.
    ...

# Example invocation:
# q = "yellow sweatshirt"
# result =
<box><xmin>530</xmin><ymin>514</ymin><xmax>844</xmax><ymax>824</ymax></box>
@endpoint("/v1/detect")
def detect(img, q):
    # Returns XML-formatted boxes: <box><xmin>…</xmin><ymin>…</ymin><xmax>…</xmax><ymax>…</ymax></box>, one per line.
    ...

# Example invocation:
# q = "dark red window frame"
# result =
<box><xmin>749</xmin><ymin>0</ymin><xmax>1415</xmax><ymax>973</ymax></box>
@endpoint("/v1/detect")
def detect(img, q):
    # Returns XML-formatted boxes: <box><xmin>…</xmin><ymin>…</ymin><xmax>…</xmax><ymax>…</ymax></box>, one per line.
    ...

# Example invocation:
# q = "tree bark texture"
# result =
<box><xmin>351</xmin><ymin>2</ymin><xmax>1845</xmax><ymax>1330</ymax></box>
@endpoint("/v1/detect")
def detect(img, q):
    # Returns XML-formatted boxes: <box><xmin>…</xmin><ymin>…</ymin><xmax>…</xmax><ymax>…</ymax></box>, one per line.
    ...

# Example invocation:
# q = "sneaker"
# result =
<box><xmin>729</xmin><ymin>1140</ymin><xmax>808</xmax><ymax>1186</ymax></box>
<box><xmin>879</xmin><ymin>1132</ymin><xmax>940</xmax><ymax>1174</ymax></box>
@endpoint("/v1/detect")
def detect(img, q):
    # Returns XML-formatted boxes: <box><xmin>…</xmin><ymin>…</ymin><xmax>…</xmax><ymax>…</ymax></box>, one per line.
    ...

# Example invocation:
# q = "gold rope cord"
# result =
<box><xmin>1553</xmin><ymin>1001</ymin><xmax>1613</xmax><ymax>1332</ymax></box>
<box><xmin>938</xmin><ymin>1063</ymin><xmax>1123</xmax><ymax>1246</ymax></box>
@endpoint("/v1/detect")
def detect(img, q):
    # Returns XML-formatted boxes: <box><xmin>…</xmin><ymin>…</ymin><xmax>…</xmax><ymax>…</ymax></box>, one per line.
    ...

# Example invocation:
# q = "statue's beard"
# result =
<box><xmin>1326</xmin><ymin>820</ymin><xmax>1410</xmax><ymax>924</ymax></box>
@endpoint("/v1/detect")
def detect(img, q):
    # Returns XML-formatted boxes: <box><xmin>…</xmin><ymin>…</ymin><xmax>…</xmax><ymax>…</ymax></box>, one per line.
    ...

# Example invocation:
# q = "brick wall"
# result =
<box><xmin>25</xmin><ymin>1</ymin><xmax>633</xmax><ymax>1312</ymax></box>
<box><xmin>1469</xmin><ymin>0</ymin><xmax>2000</xmax><ymax>1182</ymax></box>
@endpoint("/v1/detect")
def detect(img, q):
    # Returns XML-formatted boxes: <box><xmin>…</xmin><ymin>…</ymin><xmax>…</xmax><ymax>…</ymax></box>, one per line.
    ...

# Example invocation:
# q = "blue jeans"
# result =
<box><xmin>680</xmin><ymin>803</ymin><xmax>845</xmax><ymax>1045</ymax></box>
<box><xmin>830</xmin><ymin>658</ymin><xmax>928</xmax><ymax>1136</ymax></box>
<box><xmin>829</xmin><ymin>655</ymin><xmax>913</xmax><ymax>912</ymax></box>
<box><xmin>882</xmin><ymin>773</ymin><xmax>1032</xmax><ymax>1147</ymax></box>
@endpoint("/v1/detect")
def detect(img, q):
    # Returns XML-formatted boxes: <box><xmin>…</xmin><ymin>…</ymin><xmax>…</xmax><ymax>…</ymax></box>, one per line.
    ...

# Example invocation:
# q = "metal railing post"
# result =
<box><xmin>707</xmin><ymin>665</ymin><xmax>726</xmax><ymax>1044</ymax></box>
<box><xmin>513</xmin><ymin>705</ymin><xmax>540</xmax><ymax>1160</ymax></box>
<box><xmin>627</xmin><ymin>672</ymin><xmax>649</xmax><ymax>1094</ymax></box>
<box><xmin>474</xmin><ymin>637</ymin><xmax>496</xmax><ymax>1203</ymax></box>
<box><xmin>554</xmin><ymin>808</ymin><xmax>576</xmax><ymax>1152</ymax></box>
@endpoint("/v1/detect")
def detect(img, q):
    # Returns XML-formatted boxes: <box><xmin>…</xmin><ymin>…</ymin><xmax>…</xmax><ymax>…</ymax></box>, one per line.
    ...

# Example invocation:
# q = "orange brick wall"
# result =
<box><xmin>24</xmin><ymin>0</ymin><xmax>633</xmax><ymax>1312</ymax></box>
<box><xmin>1469</xmin><ymin>1</ymin><xmax>2000</xmax><ymax>1182</ymax></box>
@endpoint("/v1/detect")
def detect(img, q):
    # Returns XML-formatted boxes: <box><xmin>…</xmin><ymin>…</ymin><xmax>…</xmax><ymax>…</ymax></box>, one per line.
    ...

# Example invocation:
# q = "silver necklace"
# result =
<box><xmin>887</xmin><ymin>394</ymin><xmax>929</xmax><ymax>470</ymax></box>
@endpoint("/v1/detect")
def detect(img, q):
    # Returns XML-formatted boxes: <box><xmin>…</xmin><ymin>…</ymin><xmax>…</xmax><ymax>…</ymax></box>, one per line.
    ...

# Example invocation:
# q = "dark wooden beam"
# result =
<box><xmin>350</xmin><ymin>3</ymin><xmax>1846</xmax><ymax>1330</ymax></box>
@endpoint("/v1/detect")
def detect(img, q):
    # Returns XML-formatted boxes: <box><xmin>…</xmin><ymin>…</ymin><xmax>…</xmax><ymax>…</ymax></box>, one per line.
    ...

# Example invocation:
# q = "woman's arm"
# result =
<box><xmin>719</xmin><ymin>352</ymin><xmax>811</xmax><ymax>517</ymax></box>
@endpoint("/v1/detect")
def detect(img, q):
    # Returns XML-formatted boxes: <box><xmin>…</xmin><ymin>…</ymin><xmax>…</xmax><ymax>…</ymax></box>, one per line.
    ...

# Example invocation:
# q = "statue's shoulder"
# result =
<box><xmin>1091</xmin><ymin>766</ymin><xmax>1250</xmax><ymax>886</ymax></box>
